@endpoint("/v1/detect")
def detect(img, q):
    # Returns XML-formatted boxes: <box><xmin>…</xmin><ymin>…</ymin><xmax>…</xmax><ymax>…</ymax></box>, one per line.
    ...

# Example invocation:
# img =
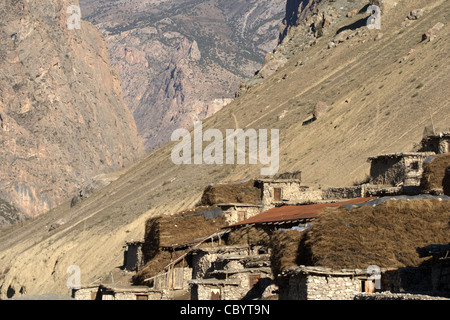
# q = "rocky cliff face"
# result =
<box><xmin>0</xmin><ymin>0</ymin><xmax>146</xmax><ymax>220</ymax></box>
<box><xmin>125</xmin><ymin>36</ymin><xmax>238</xmax><ymax>150</ymax></box>
<box><xmin>79</xmin><ymin>0</ymin><xmax>286</xmax><ymax>151</ymax></box>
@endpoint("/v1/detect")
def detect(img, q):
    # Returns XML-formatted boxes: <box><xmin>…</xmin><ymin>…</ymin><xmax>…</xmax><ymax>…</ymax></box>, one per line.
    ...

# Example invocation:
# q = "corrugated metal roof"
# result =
<box><xmin>228</xmin><ymin>197</ymin><xmax>376</xmax><ymax>228</ymax></box>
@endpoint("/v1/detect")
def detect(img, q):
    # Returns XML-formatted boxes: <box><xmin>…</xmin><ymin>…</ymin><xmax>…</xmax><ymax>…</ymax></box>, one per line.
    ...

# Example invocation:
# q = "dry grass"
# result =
<box><xmin>200</xmin><ymin>180</ymin><xmax>262</xmax><ymax>206</ymax></box>
<box><xmin>142</xmin><ymin>211</ymin><xmax>226</xmax><ymax>259</ymax></box>
<box><xmin>133</xmin><ymin>250</ymin><xmax>173</xmax><ymax>285</ymax></box>
<box><xmin>298</xmin><ymin>199</ymin><xmax>450</xmax><ymax>269</ymax></box>
<box><xmin>421</xmin><ymin>153</ymin><xmax>450</xmax><ymax>191</ymax></box>
<box><xmin>269</xmin><ymin>229</ymin><xmax>306</xmax><ymax>278</ymax></box>
<box><xmin>226</xmin><ymin>225</ymin><xmax>272</xmax><ymax>246</ymax></box>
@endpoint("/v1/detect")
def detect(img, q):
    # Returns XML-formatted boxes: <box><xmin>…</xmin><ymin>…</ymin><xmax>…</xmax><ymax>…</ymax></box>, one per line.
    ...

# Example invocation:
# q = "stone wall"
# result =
<box><xmin>279</xmin><ymin>272</ymin><xmax>363</xmax><ymax>300</ymax></box>
<box><xmin>219</xmin><ymin>205</ymin><xmax>262</xmax><ymax>225</ymax></box>
<box><xmin>259</xmin><ymin>180</ymin><xmax>419</xmax><ymax>210</ymax></box>
<box><xmin>403</xmin><ymin>154</ymin><xmax>433</xmax><ymax>186</ymax></box>
<box><xmin>72</xmin><ymin>287</ymin><xmax>99</xmax><ymax>300</ymax></box>
<box><xmin>124</xmin><ymin>241</ymin><xmax>144</xmax><ymax>271</ymax></box>
<box><xmin>428</xmin><ymin>137</ymin><xmax>448</xmax><ymax>154</ymax></box>
<box><xmin>364</xmin><ymin>185</ymin><xmax>402</xmax><ymax>196</ymax></box>
<box><xmin>111</xmin><ymin>290</ymin><xmax>163</xmax><ymax>300</ymax></box>
<box><xmin>190</xmin><ymin>280</ymin><xmax>240</xmax><ymax>300</ymax></box>
<box><xmin>191</xmin><ymin>270</ymin><xmax>274</xmax><ymax>300</ymax></box>
<box><xmin>369</xmin><ymin>153</ymin><xmax>435</xmax><ymax>187</ymax></box>
<box><xmin>354</xmin><ymin>292</ymin><xmax>449</xmax><ymax>300</ymax></box>
<box><xmin>370</xmin><ymin>157</ymin><xmax>406</xmax><ymax>186</ymax></box>
<box><xmin>278</xmin><ymin>262</ymin><xmax>450</xmax><ymax>300</ymax></box>
<box><xmin>437</xmin><ymin>138</ymin><xmax>449</xmax><ymax>154</ymax></box>
<box><xmin>191</xmin><ymin>246</ymin><xmax>249</xmax><ymax>280</ymax></box>
<box><xmin>261</xmin><ymin>181</ymin><xmax>301</xmax><ymax>206</ymax></box>
<box><xmin>189</xmin><ymin>245</ymin><xmax>275</xmax><ymax>300</ymax></box>
<box><xmin>420</xmin><ymin>134</ymin><xmax>450</xmax><ymax>154</ymax></box>
<box><xmin>72</xmin><ymin>286</ymin><xmax>164</xmax><ymax>300</ymax></box>
<box><xmin>259</xmin><ymin>180</ymin><xmax>322</xmax><ymax>210</ymax></box>
<box><xmin>256</xmin><ymin>177</ymin><xmax>418</xmax><ymax>211</ymax></box>
<box><xmin>323</xmin><ymin>186</ymin><xmax>364</xmax><ymax>199</ymax></box>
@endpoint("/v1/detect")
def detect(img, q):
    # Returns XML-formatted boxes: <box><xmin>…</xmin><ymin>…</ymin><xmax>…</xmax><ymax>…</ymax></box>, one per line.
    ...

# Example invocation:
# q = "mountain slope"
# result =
<box><xmin>0</xmin><ymin>0</ymin><xmax>146</xmax><ymax>221</ymax></box>
<box><xmin>0</xmin><ymin>0</ymin><xmax>449</xmax><ymax>298</ymax></box>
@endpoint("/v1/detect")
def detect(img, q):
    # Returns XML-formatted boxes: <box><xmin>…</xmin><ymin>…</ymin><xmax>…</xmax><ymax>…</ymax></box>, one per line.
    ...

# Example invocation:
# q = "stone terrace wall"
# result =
<box><xmin>323</xmin><ymin>186</ymin><xmax>364</xmax><ymax>199</ymax></box>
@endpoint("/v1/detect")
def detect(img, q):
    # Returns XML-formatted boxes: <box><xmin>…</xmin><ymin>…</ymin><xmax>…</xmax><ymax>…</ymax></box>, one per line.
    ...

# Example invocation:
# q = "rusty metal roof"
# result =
<box><xmin>228</xmin><ymin>197</ymin><xmax>376</xmax><ymax>228</ymax></box>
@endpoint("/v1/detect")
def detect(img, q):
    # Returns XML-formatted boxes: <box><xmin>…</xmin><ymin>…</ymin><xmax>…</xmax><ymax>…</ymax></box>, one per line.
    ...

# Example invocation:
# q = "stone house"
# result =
<box><xmin>186</xmin><ymin>198</ymin><xmax>375</xmax><ymax>301</ymax></box>
<box><xmin>368</xmin><ymin>152</ymin><xmax>435</xmax><ymax>187</ymax></box>
<box><xmin>277</xmin><ymin>261</ymin><xmax>450</xmax><ymax>300</ymax></box>
<box><xmin>276</xmin><ymin>196</ymin><xmax>450</xmax><ymax>300</ymax></box>
<box><xmin>188</xmin><ymin>245</ymin><xmax>276</xmax><ymax>300</ymax></box>
<box><xmin>277</xmin><ymin>265</ymin><xmax>439</xmax><ymax>300</ymax></box>
<box><xmin>419</xmin><ymin>132</ymin><xmax>450</xmax><ymax>154</ymax></box>
<box><xmin>255</xmin><ymin>178</ymin><xmax>322</xmax><ymax>211</ymax></box>
<box><xmin>255</xmin><ymin>177</ymin><xmax>377</xmax><ymax>211</ymax></box>
<box><xmin>278</xmin><ymin>266</ymin><xmax>383</xmax><ymax>300</ymax></box>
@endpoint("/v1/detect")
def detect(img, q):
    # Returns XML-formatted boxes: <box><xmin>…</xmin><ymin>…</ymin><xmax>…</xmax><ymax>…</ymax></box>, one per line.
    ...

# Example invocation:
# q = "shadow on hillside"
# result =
<box><xmin>302</xmin><ymin>116</ymin><xmax>316</xmax><ymax>126</ymax></box>
<box><xmin>335</xmin><ymin>4</ymin><xmax>371</xmax><ymax>35</ymax></box>
<box><xmin>336</xmin><ymin>17</ymin><xmax>368</xmax><ymax>35</ymax></box>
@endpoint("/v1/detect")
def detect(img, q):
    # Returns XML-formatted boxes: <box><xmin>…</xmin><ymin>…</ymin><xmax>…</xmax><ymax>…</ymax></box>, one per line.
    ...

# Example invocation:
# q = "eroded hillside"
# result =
<box><xmin>0</xmin><ymin>0</ymin><xmax>448</xmax><ymax>298</ymax></box>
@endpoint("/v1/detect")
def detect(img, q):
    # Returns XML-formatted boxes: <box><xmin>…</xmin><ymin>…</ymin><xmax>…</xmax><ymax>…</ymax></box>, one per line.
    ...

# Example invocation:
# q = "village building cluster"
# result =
<box><xmin>72</xmin><ymin>133</ymin><xmax>450</xmax><ymax>300</ymax></box>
